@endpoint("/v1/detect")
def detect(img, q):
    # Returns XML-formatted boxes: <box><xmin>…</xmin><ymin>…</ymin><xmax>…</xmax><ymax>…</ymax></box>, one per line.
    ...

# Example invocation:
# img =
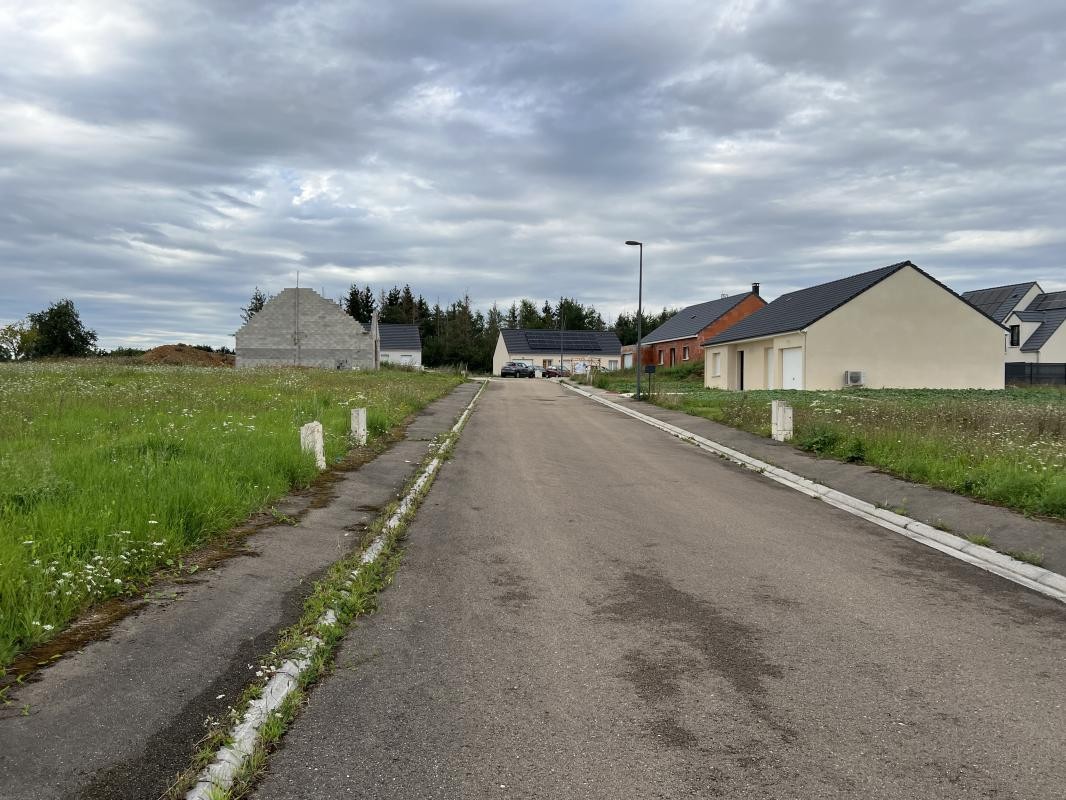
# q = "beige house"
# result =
<box><xmin>493</xmin><ymin>329</ymin><xmax>622</xmax><ymax>375</ymax></box>
<box><xmin>702</xmin><ymin>262</ymin><xmax>1005</xmax><ymax>391</ymax></box>
<box><xmin>963</xmin><ymin>282</ymin><xmax>1066</xmax><ymax>364</ymax></box>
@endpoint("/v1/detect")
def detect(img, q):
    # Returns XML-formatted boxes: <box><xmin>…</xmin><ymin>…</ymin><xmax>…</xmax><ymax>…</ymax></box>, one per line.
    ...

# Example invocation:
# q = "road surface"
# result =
<box><xmin>253</xmin><ymin>378</ymin><xmax>1065</xmax><ymax>799</ymax></box>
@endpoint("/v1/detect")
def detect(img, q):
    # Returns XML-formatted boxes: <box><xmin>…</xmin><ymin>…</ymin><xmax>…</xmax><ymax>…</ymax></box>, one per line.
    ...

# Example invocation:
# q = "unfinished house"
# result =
<box><xmin>235</xmin><ymin>288</ymin><xmax>380</xmax><ymax>369</ymax></box>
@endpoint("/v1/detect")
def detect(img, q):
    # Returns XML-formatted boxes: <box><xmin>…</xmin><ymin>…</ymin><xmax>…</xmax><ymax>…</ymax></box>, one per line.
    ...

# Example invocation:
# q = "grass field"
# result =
<box><xmin>0</xmin><ymin>362</ymin><xmax>463</xmax><ymax>666</ymax></box>
<box><xmin>593</xmin><ymin>365</ymin><xmax>1066</xmax><ymax>521</ymax></box>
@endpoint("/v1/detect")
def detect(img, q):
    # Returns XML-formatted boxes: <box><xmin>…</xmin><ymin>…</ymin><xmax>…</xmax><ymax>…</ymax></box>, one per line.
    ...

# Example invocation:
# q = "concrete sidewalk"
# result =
<box><xmin>576</xmin><ymin>383</ymin><xmax>1066</xmax><ymax>577</ymax></box>
<box><xmin>0</xmin><ymin>381</ymin><xmax>479</xmax><ymax>800</ymax></box>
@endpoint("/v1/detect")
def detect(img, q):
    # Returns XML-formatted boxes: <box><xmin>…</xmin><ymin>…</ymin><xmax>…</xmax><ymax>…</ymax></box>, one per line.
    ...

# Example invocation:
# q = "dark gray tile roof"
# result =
<box><xmin>961</xmin><ymin>282</ymin><xmax>1039</xmax><ymax>322</ymax></box>
<box><xmin>1022</xmin><ymin>309</ymin><xmax>1066</xmax><ymax>352</ymax></box>
<box><xmin>640</xmin><ymin>292</ymin><xmax>758</xmax><ymax>345</ymax></box>
<box><xmin>500</xmin><ymin>329</ymin><xmax>621</xmax><ymax>355</ymax></box>
<box><xmin>1013</xmin><ymin>310</ymin><xmax>1046</xmax><ymax>322</ymax></box>
<box><xmin>360</xmin><ymin>323</ymin><xmax>422</xmax><ymax>350</ymax></box>
<box><xmin>703</xmin><ymin>262</ymin><xmax>915</xmax><ymax>347</ymax></box>
<box><xmin>1026</xmin><ymin>290</ymin><xmax>1066</xmax><ymax>313</ymax></box>
<box><xmin>379</xmin><ymin>324</ymin><xmax>421</xmax><ymax>350</ymax></box>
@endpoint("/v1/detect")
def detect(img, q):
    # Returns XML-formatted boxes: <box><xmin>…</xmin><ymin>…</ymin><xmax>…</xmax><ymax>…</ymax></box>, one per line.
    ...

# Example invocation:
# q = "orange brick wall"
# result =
<box><xmin>642</xmin><ymin>293</ymin><xmax>767</xmax><ymax>367</ymax></box>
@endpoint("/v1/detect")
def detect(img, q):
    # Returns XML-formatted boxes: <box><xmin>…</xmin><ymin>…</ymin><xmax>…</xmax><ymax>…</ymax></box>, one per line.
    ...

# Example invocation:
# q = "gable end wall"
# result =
<box><xmin>804</xmin><ymin>266</ymin><xmax>1004</xmax><ymax>389</ymax></box>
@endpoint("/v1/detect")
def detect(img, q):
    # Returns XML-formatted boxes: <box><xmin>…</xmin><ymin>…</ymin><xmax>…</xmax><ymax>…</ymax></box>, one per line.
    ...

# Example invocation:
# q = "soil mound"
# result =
<box><xmin>140</xmin><ymin>344</ymin><xmax>235</xmax><ymax>367</ymax></box>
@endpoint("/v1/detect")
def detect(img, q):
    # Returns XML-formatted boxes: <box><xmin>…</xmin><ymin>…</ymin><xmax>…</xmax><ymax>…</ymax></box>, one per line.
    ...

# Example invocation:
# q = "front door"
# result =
<box><xmin>781</xmin><ymin>347</ymin><xmax>803</xmax><ymax>389</ymax></box>
<box><xmin>669</xmin><ymin>347</ymin><xmax>676</xmax><ymax>366</ymax></box>
<box><xmin>737</xmin><ymin>350</ymin><xmax>745</xmax><ymax>390</ymax></box>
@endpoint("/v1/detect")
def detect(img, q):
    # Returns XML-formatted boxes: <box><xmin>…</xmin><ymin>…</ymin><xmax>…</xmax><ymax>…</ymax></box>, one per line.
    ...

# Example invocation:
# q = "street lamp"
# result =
<box><xmin>625</xmin><ymin>240</ymin><xmax>643</xmax><ymax>399</ymax></box>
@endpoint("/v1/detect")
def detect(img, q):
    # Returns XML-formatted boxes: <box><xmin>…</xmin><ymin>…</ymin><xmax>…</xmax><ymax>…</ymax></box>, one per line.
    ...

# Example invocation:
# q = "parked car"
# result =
<box><xmin>542</xmin><ymin>365</ymin><xmax>571</xmax><ymax>378</ymax></box>
<box><xmin>500</xmin><ymin>361</ymin><xmax>535</xmax><ymax>378</ymax></box>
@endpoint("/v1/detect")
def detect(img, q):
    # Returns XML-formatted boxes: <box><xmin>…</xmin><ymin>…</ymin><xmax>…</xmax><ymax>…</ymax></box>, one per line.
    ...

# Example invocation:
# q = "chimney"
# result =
<box><xmin>752</xmin><ymin>282</ymin><xmax>760</xmax><ymax>296</ymax></box>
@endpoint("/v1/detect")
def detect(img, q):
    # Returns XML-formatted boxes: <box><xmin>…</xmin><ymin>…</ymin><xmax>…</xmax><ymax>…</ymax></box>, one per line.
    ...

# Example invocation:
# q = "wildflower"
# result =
<box><xmin>148</xmin><ymin>520</ymin><xmax>159</xmax><ymax>525</ymax></box>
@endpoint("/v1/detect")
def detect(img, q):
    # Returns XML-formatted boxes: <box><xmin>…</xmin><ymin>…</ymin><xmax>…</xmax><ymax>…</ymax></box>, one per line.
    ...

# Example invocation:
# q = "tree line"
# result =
<box><xmin>1</xmin><ymin>289</ymin><xmax>680</xmax><ymax>369</ymax></box>
<box><xmin>242</xmin><ymin>284</ymin><xmax>679</xmax><ymax>372</ymax></box>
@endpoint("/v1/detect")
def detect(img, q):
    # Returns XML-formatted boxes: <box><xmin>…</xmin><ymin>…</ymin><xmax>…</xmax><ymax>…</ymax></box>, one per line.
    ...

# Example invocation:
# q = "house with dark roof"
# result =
<box><xmin>634</xmin><ymin>285</ymin><xmax>766</xmax><ymax>369</ymax></box>
<box><xmin>701</xmin><ymin>262</ymin><xmax>1005</xmax><ymax>390</ymax></box>
<box><xmin>962</xmin><ymin>282</ymin><xmax>1066</xmax><ymax>378</ymax></box>
<box><xmin>362</xmin><ymin>323</ymin><xmax>423</xmax><ymax>367</ymax></box>
<box><xmin>493</xmin><ymin>329</ymin><xmax>622</xmax><ymax>375</ymax></box>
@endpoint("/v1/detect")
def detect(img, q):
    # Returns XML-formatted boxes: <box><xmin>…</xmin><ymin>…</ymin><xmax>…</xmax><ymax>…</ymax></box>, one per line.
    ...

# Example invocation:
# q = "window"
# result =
<box><xmin>608</xmin><ymin>360</ymin><xmax>618</xmax><ymax>370</ymax></box>
<box><xmin>682</xmin><ymin>345</ymin><xmax>690</xmax><ymax>360</ymax></box>
<box><xmin>711</xmin><ymin>352</ymin><xmax>721</xmax><ymax>377</ymax></box>
<box><xmin>1010</xmin><ymin>325</ymin><xmax>1020</xmax><ymax>347</ymax></box>
<box><xmin>658</xmin><ymin>350</ymin><xmax>664</xmax><ymax>365</ymax></box>
<box><xmin>400</xmin><ymin>354</ymin><xmax>412</xmax><ymax>365</ymax></box>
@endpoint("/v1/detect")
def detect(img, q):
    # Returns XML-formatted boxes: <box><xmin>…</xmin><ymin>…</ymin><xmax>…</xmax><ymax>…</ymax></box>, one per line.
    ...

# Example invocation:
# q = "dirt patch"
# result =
<box><xmin>140</xmin><ymin>344</ymin><xmax>235</xmax><ymax>367</ymax></box>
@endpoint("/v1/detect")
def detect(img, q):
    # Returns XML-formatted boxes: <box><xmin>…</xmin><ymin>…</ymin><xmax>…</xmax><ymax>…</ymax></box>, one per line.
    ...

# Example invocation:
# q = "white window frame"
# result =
<box><xmin>682</xmin><ymin>345</ymin><xmax>690</xmax><ymax>360</ymax></box>
<box><xmin>658</xmin><ymin>349</ymin><xmax>664</xmax><ymax>365</ymax></box>
<box><xmin>711</xmin><ymin>352</ymin><xmax>721</xmax><ymax>377</ymax></box>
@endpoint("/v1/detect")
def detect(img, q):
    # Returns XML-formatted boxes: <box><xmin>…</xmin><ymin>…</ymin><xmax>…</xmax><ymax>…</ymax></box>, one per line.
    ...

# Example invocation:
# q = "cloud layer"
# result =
<box><xmin>2</xmin><ymin>0</ymin><xmax>1064</xmax><ymax>347</ymax></box>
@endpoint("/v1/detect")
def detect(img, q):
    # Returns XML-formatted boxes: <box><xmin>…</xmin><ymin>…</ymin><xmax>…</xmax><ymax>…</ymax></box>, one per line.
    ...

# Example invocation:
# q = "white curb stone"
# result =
<box><xmin>562</xmin><ymin>382</ymin><xmax>1066</xmax><ymax>606</ymax></box>
<box><xmin>185</xmin><ymin>382</ymin><xmax>487</xmax><ymax>800</ymax></box>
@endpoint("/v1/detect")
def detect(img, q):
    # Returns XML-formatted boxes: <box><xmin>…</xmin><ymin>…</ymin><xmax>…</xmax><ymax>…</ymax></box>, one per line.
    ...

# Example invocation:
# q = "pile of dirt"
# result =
<box><xmin>140</xmin><ymin>344</ymin><xmax>235</xmax><ymax>367</ymax></box>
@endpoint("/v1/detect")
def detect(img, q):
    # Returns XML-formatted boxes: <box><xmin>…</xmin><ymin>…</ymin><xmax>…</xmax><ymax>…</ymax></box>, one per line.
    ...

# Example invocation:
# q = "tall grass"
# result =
<box><xmin>592</xmin><ymin>369</ymin><xmax>1066</xmax><ymax>522</ymax></box>
<box><xmin>0</xmin><ymin>362</ymin><xmax>462</xmax><ymax>666</ymax></box>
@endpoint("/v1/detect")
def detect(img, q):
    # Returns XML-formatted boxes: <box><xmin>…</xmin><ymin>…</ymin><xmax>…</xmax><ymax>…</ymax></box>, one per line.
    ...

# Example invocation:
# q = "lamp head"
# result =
<box><xmin>625</xmin><ymin>240</ymin><xmax>641</xmax><ymax>246</ymax></box>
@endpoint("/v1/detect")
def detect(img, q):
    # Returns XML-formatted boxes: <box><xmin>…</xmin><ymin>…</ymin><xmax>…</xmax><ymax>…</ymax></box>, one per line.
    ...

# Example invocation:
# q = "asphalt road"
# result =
<box><xmin>253</xmin><ymin>378</ymin><xmax>1066</xmax><ymax>800</ymax></box>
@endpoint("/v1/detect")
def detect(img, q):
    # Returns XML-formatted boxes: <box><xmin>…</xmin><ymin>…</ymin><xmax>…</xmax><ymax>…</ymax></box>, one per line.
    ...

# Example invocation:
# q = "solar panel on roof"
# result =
<box><xmin>523</xmin><ymin>330</ymin><xmax>603</xmax><ymax>352</ymax></box>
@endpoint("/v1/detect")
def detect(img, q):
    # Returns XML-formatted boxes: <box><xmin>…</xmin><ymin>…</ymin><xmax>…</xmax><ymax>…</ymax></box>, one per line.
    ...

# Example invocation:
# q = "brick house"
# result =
<box><xmin>637</xmin><ymin>285</ymin><xmax>766</xmax><ymax>369</ymax></box>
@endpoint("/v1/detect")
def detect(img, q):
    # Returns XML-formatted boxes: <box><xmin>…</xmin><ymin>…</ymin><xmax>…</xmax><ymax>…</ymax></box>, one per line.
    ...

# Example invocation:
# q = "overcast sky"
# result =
<box><xmin>2</xmin><ymin>1</ymin><xmax>1064</xmax><ymax>348</ymax></box>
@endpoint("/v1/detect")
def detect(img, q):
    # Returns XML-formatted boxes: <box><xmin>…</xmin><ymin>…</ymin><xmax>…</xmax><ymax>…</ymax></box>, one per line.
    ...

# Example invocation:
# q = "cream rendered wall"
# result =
<box><xmin>492</xmin><ymin>335</ymin><xmax>511</xmax><ymax>375</ymax></box>
<box><xmin>493</xmin><ymin>334</ymin><xmax>621</xmax><ymax>375</ymax></box>
<box><xmin>1004</xmin><ymin>312</ymin><xmax>1039</xmax><ymax>363</ymax></box>
<box><xmin>1037</xmin><ymin>325</ymin><xmax>1066</xmax><ymax>362</ymax></box>
<box><xmin>703</xmin><ymin>346</ymin><xmax>731</xmax><ymax>388</ymax></box>
<box><xmin>380</xmin><ymin>349</ymin><xmax>423</xmax><ymax>368</ymax></box>
<box><xmin>804</xmin><ymin>265</ymin><xmax>1004</xmax><ymax>389</ymax></box>
<box><xmin>1015</xmin><ymin>283</ymin><xmax>1044</xmax><ymax>316</ymax></box>
<box><xmin>705</xmin><ymin>333</ymin><xmax>806</xmax><ymax>390</ymax></box>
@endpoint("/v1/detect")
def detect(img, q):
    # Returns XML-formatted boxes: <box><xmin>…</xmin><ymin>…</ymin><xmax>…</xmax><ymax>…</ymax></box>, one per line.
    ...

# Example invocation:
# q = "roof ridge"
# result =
<box><xmin>962</xmin><ymin>280</ymin><xmax>1038</xmax><ymax>295</ymax></box>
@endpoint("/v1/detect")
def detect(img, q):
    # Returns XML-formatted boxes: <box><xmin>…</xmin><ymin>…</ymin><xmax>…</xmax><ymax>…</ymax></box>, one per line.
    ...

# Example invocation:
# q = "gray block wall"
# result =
<box><xmin>235</xmin><ymin>288</ymin><xmax>378</xmax><ymax>369</ymax></box>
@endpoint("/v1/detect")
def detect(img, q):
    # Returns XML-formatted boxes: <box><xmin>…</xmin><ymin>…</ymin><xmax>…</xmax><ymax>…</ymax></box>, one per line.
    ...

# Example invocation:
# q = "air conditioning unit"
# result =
<box><xmin>843</xmin><ymin>370</ymin><xmax>865</xmax><ymax>387</ymax></box>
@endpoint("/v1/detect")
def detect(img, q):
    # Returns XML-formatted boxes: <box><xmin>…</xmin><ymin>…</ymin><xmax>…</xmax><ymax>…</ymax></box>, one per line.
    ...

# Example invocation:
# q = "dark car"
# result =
<box><xmin>542</xmin><ymin>365</ymin><xmax>571</xmax><ymax>378</ymax></box>
<box><xmin>500</xmin><ymin>361</ymin><xmax>535</xmax><ymax>378</ymax></box>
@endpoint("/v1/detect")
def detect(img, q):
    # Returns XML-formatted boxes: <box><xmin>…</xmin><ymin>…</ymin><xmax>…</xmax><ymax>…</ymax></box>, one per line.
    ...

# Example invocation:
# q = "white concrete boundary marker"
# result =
<box><xmin>187</xmin><ymin>381</ymin><xmax>487</xmax><ymax>800</ymax></box>
<box><xmin>351</xmin><ymin>407</ymin><xmax>368</xmax><ymax>446</ymax></box>
<box><xmin>299</xmin><ymin>421</ymin><xmax>326</xmax><ymax>471</ymax></box>
<box><xmin>563</xmin><ymin>383</ymin><xmax>1066</xmax><ymax>605</ymax></box>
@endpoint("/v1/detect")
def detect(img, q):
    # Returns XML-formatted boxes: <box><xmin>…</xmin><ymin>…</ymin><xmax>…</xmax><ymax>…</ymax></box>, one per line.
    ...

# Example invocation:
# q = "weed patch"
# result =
<box><xmin>0</xmin><ymin>362</ymin><xmax>462</xmax><ymax>667</ymax></box>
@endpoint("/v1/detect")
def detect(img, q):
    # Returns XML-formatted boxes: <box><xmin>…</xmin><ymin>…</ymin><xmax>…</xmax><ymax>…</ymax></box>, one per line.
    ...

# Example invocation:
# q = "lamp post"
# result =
<box><xmin>625</xmin><ymin>240</ymin><xmax>643</xmax><ymax>399</ymax></box>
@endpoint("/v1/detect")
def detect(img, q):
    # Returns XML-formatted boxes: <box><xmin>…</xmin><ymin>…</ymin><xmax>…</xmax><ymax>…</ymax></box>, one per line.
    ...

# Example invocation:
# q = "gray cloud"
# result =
<box><xmin>1</xmin><ymin>0</ymin><xmax>1064</xmax><ymax>348</ymax></box>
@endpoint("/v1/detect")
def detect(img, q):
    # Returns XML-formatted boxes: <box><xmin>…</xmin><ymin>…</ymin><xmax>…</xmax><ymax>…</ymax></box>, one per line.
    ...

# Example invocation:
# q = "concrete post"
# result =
<box><xmin>300</xmin><ymin>421</ymin><xmax>326</xmax><ymax>470</ymax></box>
<box><xmin>771</xmin><ymin>400</ymin><xmax>793</xmax><ymax>442</ymax></box>
<box><xmin>351</xmin><ymin>407</ymin><xmax>367</xmax><ymax>446</ymax></box>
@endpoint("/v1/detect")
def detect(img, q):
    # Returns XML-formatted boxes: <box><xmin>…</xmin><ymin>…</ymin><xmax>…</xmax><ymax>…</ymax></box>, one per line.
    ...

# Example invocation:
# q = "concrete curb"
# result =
<box><xmin>563</xmin><ymin>382</ymin><xmax>1066</xmax><ymax>605</ymax></box>
<box><xmin>185</xmin><ymin>380</ymin><xmax>488</xmax><ymax>800</ymax></box>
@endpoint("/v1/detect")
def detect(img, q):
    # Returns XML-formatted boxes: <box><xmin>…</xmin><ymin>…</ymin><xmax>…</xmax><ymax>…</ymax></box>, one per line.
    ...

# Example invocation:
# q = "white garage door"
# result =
<box><xmin>781</xmin><ymin>347</ymin><xmax>803</xmax><ymax>389</ymax></box>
